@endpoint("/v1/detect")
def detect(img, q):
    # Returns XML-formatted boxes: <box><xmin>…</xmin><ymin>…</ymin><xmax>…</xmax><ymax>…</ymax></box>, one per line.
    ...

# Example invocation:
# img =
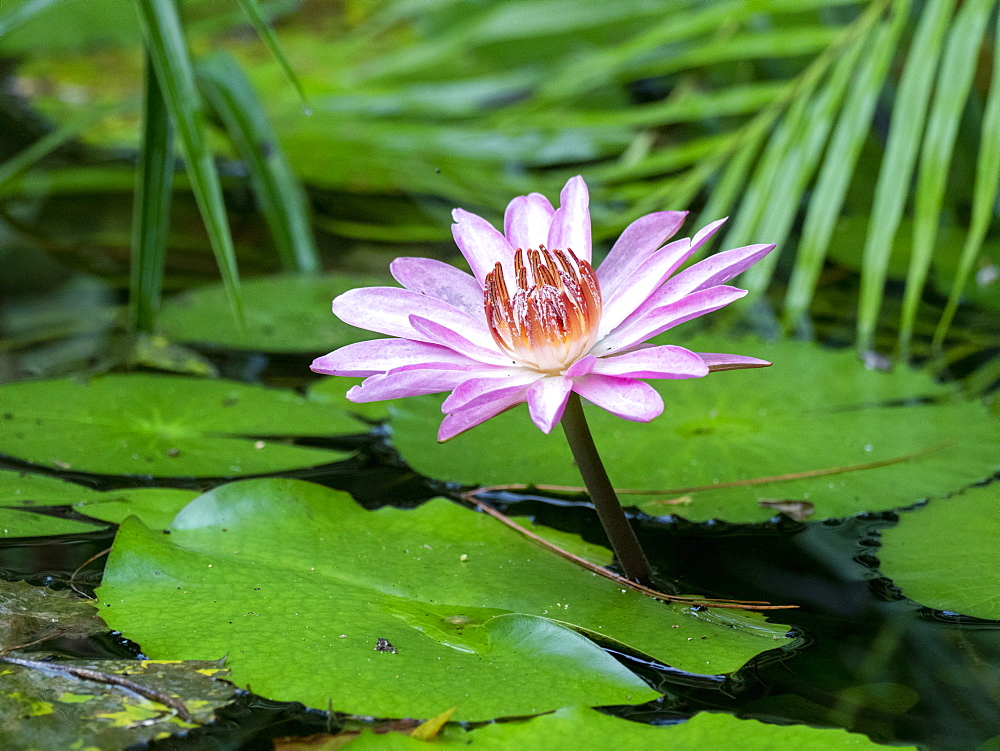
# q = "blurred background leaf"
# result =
<box><xmin>0</xmin><ymin>0</ymin><xmax>997</xmax><ymax>365</ymax></box>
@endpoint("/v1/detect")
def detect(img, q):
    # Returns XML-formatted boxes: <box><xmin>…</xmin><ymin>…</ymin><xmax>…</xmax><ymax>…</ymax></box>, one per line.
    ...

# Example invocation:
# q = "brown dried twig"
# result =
<box><xmin>460</xmin><ymin>491</ymin><xmax>795</xmax><ymax>611</ymax></box>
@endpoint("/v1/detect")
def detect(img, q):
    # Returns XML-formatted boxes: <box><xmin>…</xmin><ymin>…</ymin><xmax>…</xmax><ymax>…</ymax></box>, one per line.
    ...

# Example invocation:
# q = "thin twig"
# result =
<box><xmin>461</xmin><ymin>491</ymin><xmax>796</xmax><ymax>611</ymax></box>
<box><xmin>70</xmin><ymin>547</ymin><xmax>110</xmax><ymax>597</ymax></box>
<box><xmin>0</xmin><ymin>655</ymin><xmax>194</xmax><ymax>723</ymax></box>
<box><xmin>468</xmin><ymin>441</ymin><xmax>953</xmax><ymax>501</ymax></box>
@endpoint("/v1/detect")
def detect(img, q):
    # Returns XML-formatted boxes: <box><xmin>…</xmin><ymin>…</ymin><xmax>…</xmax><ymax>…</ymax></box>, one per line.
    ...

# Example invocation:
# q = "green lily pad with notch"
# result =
<box><xmin>0</xmin><ymin>657</ymin><xmax>235</xmax><ymax>750</ymax></box>
<box><xmin>342</xmin><ymin>705</ymin><xmax>914</xmax><ymax>749</ymax></box>
<box><xmin>97</xmin><ymin>478</ymin><xmax>792</xmax><ymax>721</ymax></box>
<box><xmin>878</xmin><ymin>485</ymin><xmax>1000</xmax><ymax>621</ymax></box>
<box><xmin>159</xmin><ymin>274</ymin><xmax>389</xmax><ymax>353</ymax></box>
<box><xmin>389</xmin><ymin>337</ymin><xmax>998</xmax><ymax>523</ymax></box>
<box><xmin>0</xmin><ymin>374</ymin><xmax>366</xmax><ymax>477</ymax></box>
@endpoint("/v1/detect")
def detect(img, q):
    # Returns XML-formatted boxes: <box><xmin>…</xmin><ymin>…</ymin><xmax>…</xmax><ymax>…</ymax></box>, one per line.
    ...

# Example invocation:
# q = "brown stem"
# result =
<box><xmin>560</xmin><ymin>392</ymin><xmax>652</xmax><ymax>584</ymax></box>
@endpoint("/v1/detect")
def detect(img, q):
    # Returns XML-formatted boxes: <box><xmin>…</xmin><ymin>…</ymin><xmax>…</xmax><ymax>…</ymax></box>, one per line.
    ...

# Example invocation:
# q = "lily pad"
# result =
<box><xmin>159</xmin><ymin>274</ymin><xmax>389</xmax><ymax>353</ymax></box>
<box><xmin>389</xmin><ymin>337</ymin><xmax>998</xmax><ymax>522</ymax></box>
<box><xmin>878</xmin><ymin>485</ymin><xmax>1000</xmax><ymax>621</ymax></box>
<box><xmin>341</xmin><ymin>706</ymin><xmax>911</xmax><ymax>749</ymax></box>
<box><xmin>0</xmin><ymin>469</ymin><xmax>198</xmax><ymax>536</ymax></box>
<box><xmin>97</xmin><ymin>478</ymin><xmax>792</xmax><ymax>721</ymax></box>
<box><xmin>0</xmin><ymin>508</ymin><xmax>103</xmax><ymax>539</ymax></box>
<box><xmin>0</xmin><ymin>657</ymin><xmax>235</xmax><ymax>750</ymax></box>
<box><xmin>0</xmin><ymin>374</ymin><xmax>364</xmax><ymax>477</ymax></box>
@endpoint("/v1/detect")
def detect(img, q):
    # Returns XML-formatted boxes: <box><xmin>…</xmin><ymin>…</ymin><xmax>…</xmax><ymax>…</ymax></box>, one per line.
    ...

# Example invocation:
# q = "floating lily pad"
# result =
<box><xmin>0</xmin><ymin>657</ymin><xmax>235</xmax><ymax>750</ymax></box>
<box><xmin>389</xmin><ymin>337</ymin><xmax>998</xmax><ymax>522</ymax></box>
<box><xmin>341</xmin><ymin>705</ymin><xmax>911</xmax><ymax>749</ymax></box>
<box><xmin>878</xmin><ymin>485</ymin><xmax>1000</xmax><ymax>621</ymax></box>
<box><xmin>0</xmin><ymin>508</ymin><xmax>103</xmax><ymax>539</ymax></box>
<box><xmin>0</xmin><ymin>375</ymin><xmax>364</xmax><ymax>477</ymax></box>
<box><xmin>159</xmin><ymin>274</ymin><xmax>389</xmax><ymax>353</ymax></box>
<box><xmin>0</xmin><ymin>469</ymin><xmax>199</xmax><ymax>537</ymax></box>
<box><xmin>97</xmin><ymin>479</ymin><xmax>792</xmax><ymax>721</ymax></box>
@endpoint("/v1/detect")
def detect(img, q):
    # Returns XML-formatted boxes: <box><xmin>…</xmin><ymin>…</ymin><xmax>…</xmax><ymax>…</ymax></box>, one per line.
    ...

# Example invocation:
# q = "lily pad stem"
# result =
<box><xmin>560</xmin><ymin>392</ymin><xmax>653</xmax><ymax>585</ymax></box>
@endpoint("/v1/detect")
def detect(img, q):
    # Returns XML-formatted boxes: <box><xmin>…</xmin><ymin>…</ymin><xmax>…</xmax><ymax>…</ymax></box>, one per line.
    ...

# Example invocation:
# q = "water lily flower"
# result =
<box><xmin>312</xmin><ymin>176</ymin><xmax>773</xmax><ymax>442</ymax></box>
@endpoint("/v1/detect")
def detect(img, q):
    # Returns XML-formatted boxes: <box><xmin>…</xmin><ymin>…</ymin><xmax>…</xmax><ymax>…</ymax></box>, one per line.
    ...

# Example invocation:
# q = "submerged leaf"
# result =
<box><xmin>0</xmin><ymin>657</ymin><xmax>235</xmax><ymax>750</ymax></box>
<box><xmin>97</xmin><ymin>479</ymin><xmax>792</xmax><ymax>721</ymax></box>
<box><xmin>341</xmin><ymin>705</ymin><xmax>910</xmax><ymax>749</ymax></box>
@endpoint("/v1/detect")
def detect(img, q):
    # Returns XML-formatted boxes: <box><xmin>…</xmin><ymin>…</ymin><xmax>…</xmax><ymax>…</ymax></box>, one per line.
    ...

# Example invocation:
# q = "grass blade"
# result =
<box><xmin>933</xmin><ymin>13</ymin><xmax>1000</xmax><ymax>348</ymax></box>
<box><xmin>134</xmin><ymin>0</ymin><xmax>243</xmax><ymax>325</ymax></box>
<box><xmin>0</xmin><ymin>105</ymin><xmax>112</xmax><ymax>190</ymax></box>
<box><xmin>897</xmin><ymin>0</ymin><xmax>993</xmax><ymax>357</ymax></box>
<box><xmin>740</xmin><ymin>19</ymin><xmax>871</xmax><ymax>294</ymax></box>
<box><xmin>129</xmin><ymin>52</ymin><xmax>175</xmax><ymax>335</ymax></box>
<box><xmin>196</xmin><ymin>51</ymin><xmax>320</xmax><ymax>275</ymax></box>
<box><xmin>855</xmin><ymin>0</ymin><xmax>956</xmax><ymax>353</ymax></box>
<box><xmin>782</xmin><ymin>2</ymin><xmax>908</xmax><ymax>329</ymax></box>
<box><xmin>0</xmin><ymin>0</ymin><xmax>71</xmax><ymax>38</ymax></box>
<box><xmin>234</xmin><ymin>0</ymin><xmax>310</xmax><ymax>113</ymax></box>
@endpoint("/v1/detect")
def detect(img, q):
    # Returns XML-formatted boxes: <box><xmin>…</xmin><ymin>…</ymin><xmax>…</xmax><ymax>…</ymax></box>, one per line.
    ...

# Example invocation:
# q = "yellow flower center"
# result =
<box><xmin>484</xmin><ymin>246</ymin><xmax>602</xmax><ymax>373</ymax></box>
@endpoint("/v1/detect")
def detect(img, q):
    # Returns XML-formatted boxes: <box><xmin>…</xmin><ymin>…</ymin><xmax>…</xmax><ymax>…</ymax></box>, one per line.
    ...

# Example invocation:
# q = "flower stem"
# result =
<box><xmin>560</xmin><ymin>392</ymin><xmax>653</xmax><ymax>585</ymax></box>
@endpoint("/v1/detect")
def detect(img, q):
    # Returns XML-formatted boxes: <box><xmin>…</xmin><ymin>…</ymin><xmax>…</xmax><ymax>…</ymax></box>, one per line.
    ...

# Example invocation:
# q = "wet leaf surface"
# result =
<box><xmin>96</xmin><ymin>478</ymin><xmax>792</xmax><ymax>721</ymax></box>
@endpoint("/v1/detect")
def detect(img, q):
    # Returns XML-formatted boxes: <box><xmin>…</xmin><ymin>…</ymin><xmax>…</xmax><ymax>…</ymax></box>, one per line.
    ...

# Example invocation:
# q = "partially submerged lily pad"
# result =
<box><xmin>389</xmin><ymin>337</ymin><xmax>998</xmax><ymax>522</ymax></box>
<box><xmin>0</xmin><ymin>580</ymin><xmax>106</xmax><ymax>651</ymax></box>
<box><xmin>0</xmin><ymin>657</ymin><xmax>235</xmax><ymax>750</ymax></box>
<box><xmin>158</xmin><ymin>274</ymin><xmax>388</xmax><ymax>353</ymax></box>
<box><xmin>878</xmin><ymin>485</ymin><xmax>1000</xmax><ymax>621</ymax></box>
<box><xmin>340</xmin><ymin>705</ymin><xmax>912</xmax><ymax>749</ymax></box>
<box><xmin>0</xmin><ymin>375</ymin><xmax>364</xmax><ymax>477</ymax></box>
<box><xmin>97</xmin><ymin>478</ymin><xmax>792</xmax><ymax>721</ymax></box>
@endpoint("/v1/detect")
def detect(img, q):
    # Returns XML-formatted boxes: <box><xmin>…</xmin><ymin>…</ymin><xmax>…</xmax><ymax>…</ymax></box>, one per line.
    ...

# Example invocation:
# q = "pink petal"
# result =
<box><xmin>333</xmin><ymin>287</ymin><xmax>495</xmax><ymax>350</ymax></box>
<box><xmin>596</xmin><ymin>210</ymin><xmax>687</xmax><ymax>298</ymax></box>
<box><xmin>547</xmin><ymin>176</ymin><xmax>591</xmax><ymax>262</ymax></box>
<box><xmin>409</xmin><ymin>315</ymin><xmax>510</xmax><ymax>365</ymax></box>
<box><xmin>390</xmin><ymin>257</ymin><xmax>484</xmax><ymax>318</ymax></box>
<box><xmin>451</xmin><ymin>208</ymin><xmax>516</xmax><ymax>285</ymax></box>
<box><xmin>592</xmin><ymin>345</ymin><xmax>708</xmax><ymax>379</ymax></box>
<box><xmin>598</xmin><ymin>237</ymin><xmax>694</xmax><ymax>337</ymax></box>
<box><xmin>597</xmin><ymin>219</ymin><xmax>728</xmax><ymax>338</ymax></box>
<box><xmin>571</xmin><ymin>375</ymin><xmax>664</xmax><ymax>422</ymax></box>
<box><xmin>526</xmin><ymin>376</ymin><xmax>574</xmax><ymax>433</ymax></box>
<box><xmin>596</xmin><ymin>286</ymin><xmax>748</xmax><ymax>355</ymax></box>
<box><xmin>504</xmin><ymin>193</ymin><xmax>555</xmax><ymax>251</ymax></box>
<box><xmin>442</xmin><ymin>370</ymin><xmax>542</xmax><ymax>412</ymax></box>
<box><xmin>655</xmin><ymin>243</ymin><xmax>775</xmax><ymax>303</ymax></box>
<box><xmin>438</xmin><ymin>386</ymin><xmax>530</xmax><ymax>441</ymax></box>
<box><xmin>564</xmin><ymin>354</ymin><xmax>597</xmax><ymax>378</ymax></box>
<box><xmin>311</xmin><ymin>338</ymin><xmax>478</xmax><ymax>377</ymax></box>
<box><xmin>347</xmin><ymin>370</ymin><xmax>470</xmax><ymax>402</ymax></box>
<box><xmin>698</xmin><ymin>353</ymin><xmax>772</xmax><ymax>372</ymax></box>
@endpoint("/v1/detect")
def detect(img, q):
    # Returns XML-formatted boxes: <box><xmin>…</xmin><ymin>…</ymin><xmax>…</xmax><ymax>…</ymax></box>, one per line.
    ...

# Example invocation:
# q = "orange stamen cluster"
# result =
<box><xmin>484</xmin><ymin>246</ymin><xmax>602</xmax><ymax>372</ymax></box>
